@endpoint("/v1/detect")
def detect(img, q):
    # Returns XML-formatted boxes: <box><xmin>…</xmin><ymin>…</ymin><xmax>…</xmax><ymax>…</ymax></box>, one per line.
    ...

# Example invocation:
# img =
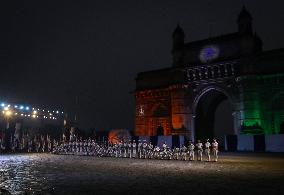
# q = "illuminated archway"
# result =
<box><xmin>193</xmin><ymin>87</ymin><xmax>234</xmax><ymax>147</ymax></box>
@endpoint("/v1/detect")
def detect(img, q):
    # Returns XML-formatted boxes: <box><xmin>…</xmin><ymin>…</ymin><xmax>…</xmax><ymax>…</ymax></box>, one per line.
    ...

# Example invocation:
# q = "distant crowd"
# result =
<box><xmin>0</xmin><ymin>134</ymin><xmax>59</xmax><ymax>153</ymax></box>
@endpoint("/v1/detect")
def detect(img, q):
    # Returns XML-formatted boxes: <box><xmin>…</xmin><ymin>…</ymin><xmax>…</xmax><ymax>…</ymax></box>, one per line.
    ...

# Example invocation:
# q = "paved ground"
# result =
<box><xmin>0</xmin><ymin>153</ymin><xmax>284</xmax><ymax>195</ymax></box>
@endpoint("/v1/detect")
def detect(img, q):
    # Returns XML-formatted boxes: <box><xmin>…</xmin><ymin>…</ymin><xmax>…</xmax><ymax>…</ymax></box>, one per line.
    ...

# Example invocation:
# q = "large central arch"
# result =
<box><xmin>192</xmin><ymin>87</ymin><xmax>234</xmax><ymax>148</ymax></box>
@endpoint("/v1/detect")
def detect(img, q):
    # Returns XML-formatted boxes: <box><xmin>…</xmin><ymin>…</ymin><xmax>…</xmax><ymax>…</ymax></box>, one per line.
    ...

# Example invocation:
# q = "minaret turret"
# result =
<box><xmin>237</xmin><ymin>6</ymin><xmax>253</xmax><ymax>34</ymax></box>
<box><xmin>172</xmin><ymin>24</ymin><xmax>185</xmax><ymax>51</ymax></box>
<box><xmin>172</xmin><ymin>24</ymin><xmax>185</xmax><ymax>66</ymax></box>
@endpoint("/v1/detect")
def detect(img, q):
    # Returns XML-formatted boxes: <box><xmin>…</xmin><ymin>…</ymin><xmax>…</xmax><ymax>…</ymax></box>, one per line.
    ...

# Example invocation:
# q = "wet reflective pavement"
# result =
<box><xmin>0</xmin><ymin>154</ymin><xmax>55</xmax><ymax>194</ymax></box>
<box><xmin>1</xmin><ymin>153</ymin><xmax>284</xmax><ymax>194</ymax></box>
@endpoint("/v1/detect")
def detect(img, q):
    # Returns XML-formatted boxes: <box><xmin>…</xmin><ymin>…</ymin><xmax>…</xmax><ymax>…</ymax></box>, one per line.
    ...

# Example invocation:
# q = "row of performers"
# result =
<box><xmin>53</xmin><ymin>139</ymin><xmax>219</xmax><ymax>162</ymax></box>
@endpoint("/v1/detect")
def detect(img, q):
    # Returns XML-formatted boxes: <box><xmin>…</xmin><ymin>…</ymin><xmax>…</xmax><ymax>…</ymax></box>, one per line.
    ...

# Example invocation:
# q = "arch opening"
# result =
<box><xmin>150</xmin><ymin>104</ymin><xmax>169</xmax><ymax>136</ymax></box>
<box><xmin>194</xmin><ymin>89</ymin><xmax>234</xmax><ymax>148</ymax></box>
<box><xmin>157</xmin><ymin>125</ymin><xmax>164</xmax><ymax>136</ymax></box>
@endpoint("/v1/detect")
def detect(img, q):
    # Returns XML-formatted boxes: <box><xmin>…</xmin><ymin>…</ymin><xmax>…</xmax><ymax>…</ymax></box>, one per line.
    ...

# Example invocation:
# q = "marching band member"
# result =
<box><xmin>128</xmin><ymin>140</ymin><xmax>132</xmax><ymax>158</ymax></box>
<box><xmin>181</xmin><ymin>145</ymin><xmax>188</xmax><ymax>161</ymax></box>
<box><xmin>118</xmin><ymin>140</ymin><xmax>123</xmax><ymax>158</ymax></box>
<box><xmin>196</xmin><ymin>140</ymin><xmax>203</xmax><ymax>161</ymax></box>
<box><xmin>162</xmin><ymin>141</ymin><xmax>168</xmax><ymax>160</ymax></box>
<box><xmin>123</xmin><ymin>141</ymin><xmax>128</xmax><ymax>158</ymax></box>
<box><xmin>153</xmin><ymin>146</ymin><xmax>160</xmax><ymax>159</ymax></box>
<box><xmin>138</xmin><ymin>140</ymin><xmax>142</xmax><ymax>159</ymax></box>
<box><xmin>188</xmin><ymin>141</ymin><xmax>195</xmax><ymax>161</ymax></box>
<box><xmin>204</xmin><ymin>139</ymin><xmax>211</xmax><ymax>162</ymax></box>
<box><xmin>173</xmin><ymin>147</ymin><xmax>179</xmax><ymax>160</ymax></box>
<box><xmin>147</xmin><ymin>142</ymin><xmax>154</xmax><ymax>159</ymax></box>
<box><xmin>114</xmin><ymin>142</ymin><xmax>119</xmax><ymax>158</ymax></box>
<box><xmin>142</xmin><ymin>140</ymin><xmax>148</xmax><ymax>159</ymax></box>
<box><xmin>212</xmin><ymin>139</ymin><xmax>219</xmax><ymax>162</ymax></box>
<box><xmin>132</xmin><ymin>140</ymin><xmax>137</xmax><ymax>158</ymax></box>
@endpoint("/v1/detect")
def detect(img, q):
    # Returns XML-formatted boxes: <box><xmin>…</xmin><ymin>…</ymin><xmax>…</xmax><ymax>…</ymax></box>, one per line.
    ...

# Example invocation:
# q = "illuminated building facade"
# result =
<box><xmin>134</xmin><ymin>7</ymin><xmax>284</xmax><ymax>143</ymax></box>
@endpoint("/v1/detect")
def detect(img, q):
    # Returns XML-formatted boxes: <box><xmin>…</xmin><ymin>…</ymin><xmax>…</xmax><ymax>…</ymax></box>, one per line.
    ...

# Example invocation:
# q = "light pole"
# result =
<box><xmin>4</xmin><ymin>110</ymin><xmax>12</xmax><ymax>129</ymax></box>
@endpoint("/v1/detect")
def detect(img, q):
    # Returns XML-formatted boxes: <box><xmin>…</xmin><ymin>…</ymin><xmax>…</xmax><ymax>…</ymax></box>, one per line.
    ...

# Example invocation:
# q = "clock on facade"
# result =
<box><xmin>199</xmin><ymin>45</ymin><xmax>220</xmax><ymax>63</ymax></box>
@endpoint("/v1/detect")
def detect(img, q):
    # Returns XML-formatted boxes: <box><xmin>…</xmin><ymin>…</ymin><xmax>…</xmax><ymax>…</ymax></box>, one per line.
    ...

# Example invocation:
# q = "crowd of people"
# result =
<box><xmin>53</xmin><ymin>138</ymin><xmax>219</xmax><ymax>162</ymax></box>
<box><xmin>0</xmin><ymin>132</ymin><xmax>219</xmax><ymax>162</ymax></box>
<box><xmin>0</xmin><ymin>134</ymin><xmax>58</xmax><ymax>153</ymax></box>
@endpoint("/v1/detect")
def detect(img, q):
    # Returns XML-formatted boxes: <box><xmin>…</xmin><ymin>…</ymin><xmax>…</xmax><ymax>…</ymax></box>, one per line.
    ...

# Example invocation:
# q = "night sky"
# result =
<box><xmin>1</xmin><ymin>0</ymin><xmax>284</xmax><ymax>130</ymax></box>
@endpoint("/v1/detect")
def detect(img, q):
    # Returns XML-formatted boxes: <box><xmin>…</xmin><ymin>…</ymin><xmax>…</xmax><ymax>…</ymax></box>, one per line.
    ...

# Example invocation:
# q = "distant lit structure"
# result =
<box><xmin>134</xmin><ymin>6</ymin><xmax>284</xmax><ymax>146</ymax></box>
<box><xmin>0</xmin><ymin>101</ymin><xmax>66</xmax><ymax>138</ymax></box>
<box><xmin>0</xmin><ymin>102</ymin><xmax>64</xmax><ymax>121</ymax></box>
<box><xmin>108</xmin><ymin>129</ymin><xmax>131</xmax><ymax>144</ymax></box>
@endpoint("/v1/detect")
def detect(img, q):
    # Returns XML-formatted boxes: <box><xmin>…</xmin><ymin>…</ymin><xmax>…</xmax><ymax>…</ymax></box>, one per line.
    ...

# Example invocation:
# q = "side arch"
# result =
<box><xmin>149</xmin><ymin>103</ymin><xmax>170</xmax><ymax>136</ymax></box>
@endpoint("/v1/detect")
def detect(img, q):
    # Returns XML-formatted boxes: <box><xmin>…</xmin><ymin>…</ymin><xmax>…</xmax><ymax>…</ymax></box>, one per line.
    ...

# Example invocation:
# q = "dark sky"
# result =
<box><xmin>1</xmin><ymin>0</ymin><xmax>284</xmax><ymax>130</ymax></box>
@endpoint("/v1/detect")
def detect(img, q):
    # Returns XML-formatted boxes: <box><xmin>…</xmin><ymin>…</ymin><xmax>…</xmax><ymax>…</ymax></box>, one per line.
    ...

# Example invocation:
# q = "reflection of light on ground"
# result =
<box><xmin>0</xmin><ymin>153</ymin><xmax>283</xmax><ymax>194</ymax></box>
<box><xmin>0</xmin><ymin>154</ymin><xmax>48</xmax><ymax>194</ymax></box>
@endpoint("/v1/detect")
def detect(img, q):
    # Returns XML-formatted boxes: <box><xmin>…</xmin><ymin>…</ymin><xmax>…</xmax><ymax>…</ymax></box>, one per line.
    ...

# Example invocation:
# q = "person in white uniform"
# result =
<box><xmin>204</xmin><ymin>139</ymin><xmax>211</xmax><ymax>162</ymax></box>
<box><xmin>188</xmin><ymin>141</ymin><xmax>195</xmax><ymax>161</ymax></box>
<box><xmin>212</xmin><ymin>138</ymin><xmax>219</xmax><ymax>162</ymax></box>
<box><xmin>196</xmin><ymin>140</ymin><xmax>203</xmax><ymax>161</ymax></box>
<box><xmin>132</xmin><ymin>140</ymin><xmax>137</xmax><ymax>158</ymax></box>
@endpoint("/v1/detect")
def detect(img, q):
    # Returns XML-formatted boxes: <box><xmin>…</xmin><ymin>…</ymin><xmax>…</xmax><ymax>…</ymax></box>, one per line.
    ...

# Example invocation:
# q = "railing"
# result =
<box><xmin>186</xmin><ymin>62</ymin><xmax>235</xmax><ymax>82</ymax></box>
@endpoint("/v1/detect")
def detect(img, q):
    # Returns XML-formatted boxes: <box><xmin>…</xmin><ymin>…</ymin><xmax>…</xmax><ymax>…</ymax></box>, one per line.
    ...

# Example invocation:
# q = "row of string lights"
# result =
<box><xmin>1</xmin><ymin>102</ymin><xmax>64</xmax><ymax>120</ymax></box>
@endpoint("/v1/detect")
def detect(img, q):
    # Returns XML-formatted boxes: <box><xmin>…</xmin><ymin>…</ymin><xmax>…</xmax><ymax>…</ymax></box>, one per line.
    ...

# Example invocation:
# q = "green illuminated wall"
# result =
<box><xmin>238</xmin><ymin>74</ymin><xmax>284</xmax><ymax>135</ymax></box>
